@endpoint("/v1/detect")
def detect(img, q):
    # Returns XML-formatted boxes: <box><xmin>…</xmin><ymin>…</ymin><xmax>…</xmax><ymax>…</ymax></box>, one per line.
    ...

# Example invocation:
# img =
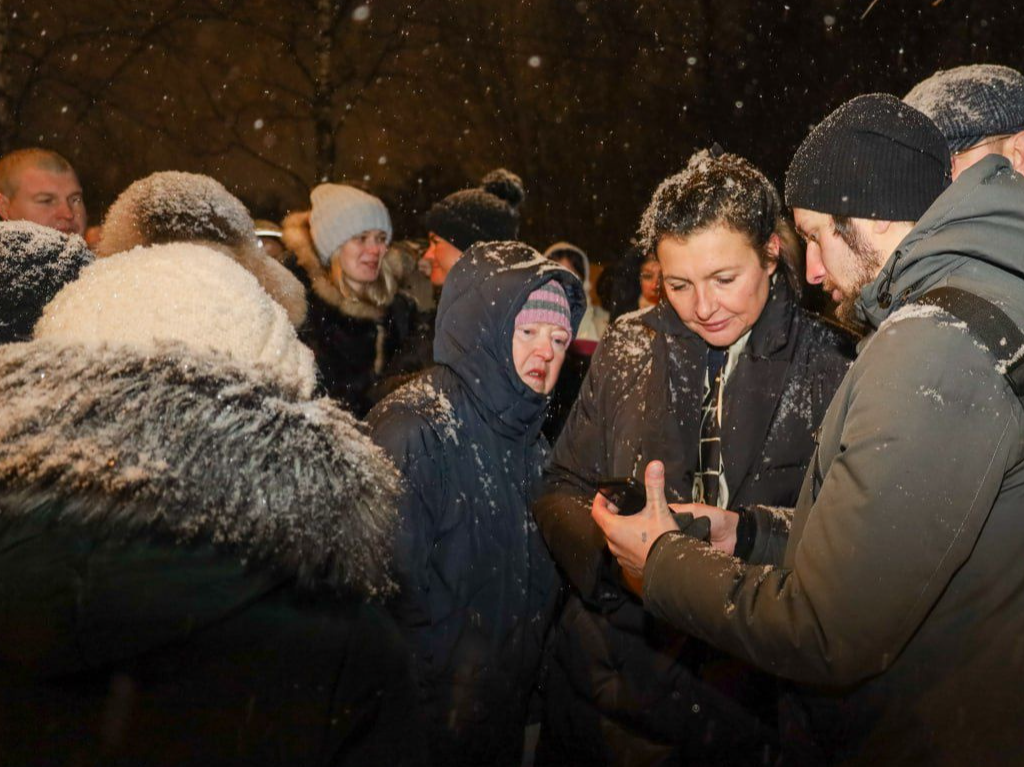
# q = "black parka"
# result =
<box><xmin>0</xmin><ymin>342</ymin><xmax>423</xmax><ymax>767</ymax></box>
<box><xmin>533</xmin><ymin>277</ymin><xmax>855</xmax><ymax>765</ymax></box>
<box><xmin>367</xmin><ymin>242</ymin><xmax>585</xmax><ymax>766</ymax></box>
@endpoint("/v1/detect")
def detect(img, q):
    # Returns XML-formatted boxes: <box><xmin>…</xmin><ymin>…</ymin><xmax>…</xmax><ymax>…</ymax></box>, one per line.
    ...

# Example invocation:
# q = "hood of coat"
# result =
<box><xmin>859</xmin><ymin>155</ymin><xmax>1024</xmax><ymax>329</ymax></box>
<box><xmin>98</xmin><ymin>171</ymin><xmax>307</xmax><ymax>327</ymax></box>
<box><xmin>433</xmin><ymin>241</ymin><xmax>585</xmax><ymax>438</ymax></box>
<box><xmin>640</xmin><ymin>271</ymin><xmax>798</xmax><ymax>359</ymax></box>
<box><xmin>0</xmin><ymin>341</ymin><xmax>401</xmax><ymax>598</ymax></box>
<box><xmin>282</xmin><ymin>210</ymin><xmax>400</xmax><ymax>322</ymax></box>
<box><xmin>35</xmin><ymin>243</ymin><xmax>317</xmax><ymax>399</ymax></box>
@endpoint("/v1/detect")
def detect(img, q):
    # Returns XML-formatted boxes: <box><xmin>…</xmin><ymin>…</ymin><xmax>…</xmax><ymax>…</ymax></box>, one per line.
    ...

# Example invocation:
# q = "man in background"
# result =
<box><xmin>0</xmin><ymin>148</ymin><xmax>87</xmax><ymax>237</ymax></box>
<box><xmin>905</xmin><ymin>63</ymin><xmax>1024</xmax><ymax>179</ymax></box>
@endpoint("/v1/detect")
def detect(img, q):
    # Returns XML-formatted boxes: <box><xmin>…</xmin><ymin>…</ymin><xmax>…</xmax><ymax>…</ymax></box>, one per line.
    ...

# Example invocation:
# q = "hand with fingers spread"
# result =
<box><xmin>591</xmin><ymin>460</ymin><xmax>679</xmax><ymax>582</ymax></box>
<box><xmin>668</xmin><ymin>502</ymin><xmax>740</xmax><ymax>555</ymax></box>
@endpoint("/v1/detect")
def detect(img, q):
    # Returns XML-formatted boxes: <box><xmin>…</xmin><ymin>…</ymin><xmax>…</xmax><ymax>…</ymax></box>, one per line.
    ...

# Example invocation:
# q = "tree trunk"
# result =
<box><xmin>0</xmin><ymin>0</ymin><xmax>14</xmax><ymax>155</ymax></box>
<box><xmin>313</xmin><ymin>0</ymin><xmax>338</xmax><ymax>183</ymax></box>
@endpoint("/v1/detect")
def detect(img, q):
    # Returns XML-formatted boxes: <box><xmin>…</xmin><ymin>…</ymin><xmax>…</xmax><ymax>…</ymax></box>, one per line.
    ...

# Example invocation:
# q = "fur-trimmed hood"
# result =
<box><xmin>97</xmin><ymin>171</ymin><xmax>308</xmax><ymax>327</ymax></box>
<box><xmin>0</xmin><ymin>340</ymin><xmax>400</xmax><ymax>598</ymax></box>
<box><xmin>283</xmin><ymin>210</ymin><xmax>400</xmax><ymax>321</ymax></box>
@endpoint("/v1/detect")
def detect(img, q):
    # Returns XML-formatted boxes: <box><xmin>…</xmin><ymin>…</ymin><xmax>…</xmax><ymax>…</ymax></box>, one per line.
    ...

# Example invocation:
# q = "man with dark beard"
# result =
<box><xmin>591</xmin><ymin>93</ymin><xmax>1024</xmax><ymax>766</ymax></box>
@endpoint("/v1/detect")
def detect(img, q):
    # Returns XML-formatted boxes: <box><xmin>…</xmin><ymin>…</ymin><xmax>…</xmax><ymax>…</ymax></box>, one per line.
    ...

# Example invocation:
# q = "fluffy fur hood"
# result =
<box><xmin>98</xmin><ymin>171</ymin><xmax>308</xmax><ymax>327</ymax></box>
<box><xmin>283</xmin><ymin>210</ymin><xmax>400</xmax><ymax>321</ymax></box>
<box><xmin>0</xmin><ymin>340</ymin><xmax>400</xmax><ymax>598</ymax></box>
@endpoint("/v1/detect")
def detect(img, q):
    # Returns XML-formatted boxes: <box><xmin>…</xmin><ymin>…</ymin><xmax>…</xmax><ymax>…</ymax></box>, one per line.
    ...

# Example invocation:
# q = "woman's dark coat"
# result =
<box><xmin>0</xmin><ymin>341</ymin><xmax>423</xmax><ymax>767</ymax></box>
<box><xmin>367</xmin><ymin>242</ymin><xmax>585</xmax><ymax>766</ymax></box>
<box><xmin>533</xmin><ymin>278</ymin><xmax>855</xmax><ymax>765</ymax></box>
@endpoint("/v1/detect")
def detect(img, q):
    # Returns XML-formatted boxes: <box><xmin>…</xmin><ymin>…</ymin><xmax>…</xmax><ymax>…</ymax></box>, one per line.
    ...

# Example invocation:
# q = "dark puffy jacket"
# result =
<box><xmin>533</xmin><ymin>277</ymin><xmax>855</xmax><ymax>766</ymax></box>
<box><xmin>282</xmin><ymin>211</ymin><xmax>419</xmax><ymax>417</ymax></box>
<box><xmin>0</xmin><ymin>342</ymin><xmax>423</xmax><ymax>767</ymax></box>
<box><xmin>367</xmin><ymin>241</ymin><xmax>585</xmax><ymax>766</ymax></box>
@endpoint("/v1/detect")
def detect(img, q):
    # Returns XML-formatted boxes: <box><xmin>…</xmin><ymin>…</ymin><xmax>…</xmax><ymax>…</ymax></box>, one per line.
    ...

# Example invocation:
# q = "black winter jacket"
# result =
<box><xmin>533</xmin><ymin>277</ymin><xmax>855</xmax><ymax>765</ymax></box>
<box><xmin>0</xmin><ymin>342</ymin><xmax>423</xmax><ymax>767</ymax></box>
<box><xmin>368</xmin><ymin>242</ymin><xmax>585</xmax><ymax>766</ymax></box>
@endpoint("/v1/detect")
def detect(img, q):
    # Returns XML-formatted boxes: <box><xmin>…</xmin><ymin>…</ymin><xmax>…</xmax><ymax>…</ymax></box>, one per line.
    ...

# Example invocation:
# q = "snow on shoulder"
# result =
<box><xmin>36</xmin><ymin>242</ymin><xmax>316</xmax><ymax>397</ymax></box>
<box><xmin>0</xmin><ymin>221</ymin><xmax>93</xmax><ymax>343</ymax></box>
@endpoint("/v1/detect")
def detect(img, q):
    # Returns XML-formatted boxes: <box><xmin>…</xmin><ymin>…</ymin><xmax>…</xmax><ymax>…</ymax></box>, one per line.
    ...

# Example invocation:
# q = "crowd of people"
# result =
<box><xmin>1</xmin><ymin>62</ymin><xmax>1023</xmax><ymax>767</ymax></box>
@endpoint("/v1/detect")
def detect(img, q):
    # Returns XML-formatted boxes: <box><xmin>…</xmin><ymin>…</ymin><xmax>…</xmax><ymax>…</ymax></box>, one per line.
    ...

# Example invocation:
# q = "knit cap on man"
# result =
<box><xmin>425</xmin><ymin>169</ymin><xmax>525</xmax><ymax>252</ymax></box>
<box><xmin>785</xmin><ymin>93</ymin><xmax>951</xmax><ymax>221</ymax></box>
<box><xmin>515</xmin><ymin>280</ymin><xmax>573</xmax><ymax>338</ymax></box>
<box><xmin>904</xmin><ymin>64</ymin><xmax>1024</xmax><ymax>153</ymax></box>
<box><xmin>309</xmin><ymin>184</ymin><xmax>392</xmax><ymax>265</ymax></box>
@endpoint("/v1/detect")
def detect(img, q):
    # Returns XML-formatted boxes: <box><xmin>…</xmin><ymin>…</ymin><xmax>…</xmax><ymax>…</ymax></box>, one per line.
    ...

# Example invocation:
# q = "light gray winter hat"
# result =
<box><xmin>309</xmin><ymin>184</ymin><xmax>392</xmax><ymax>265</ymax></box>
<box><xmin>905</xmin><ymin>64</ymin><xmax>1024</xmax><ymax>153</ymax></box>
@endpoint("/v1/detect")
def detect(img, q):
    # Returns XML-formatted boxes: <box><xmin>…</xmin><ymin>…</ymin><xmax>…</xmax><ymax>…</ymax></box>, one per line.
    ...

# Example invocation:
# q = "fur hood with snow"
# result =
<box><xmin>97</xmin><ymin>171</ymin><xmax>307</xmax><ymax>327</ymax></box>
<box><xmin>38</xmin><ymin>243</ymin><xmax>317</xmax><ymax>398</ymax></box>
<box><xmin>0</xmin><ymin>221</ymin><xmax>93</xmax><ymax>344</ymax></box>
<box><xmin>282</xmin><ymin>210</ymin><xmax>401</xmax><ymax>321</ymax></box>
<box><xmin>0</xmin><ymin>339</ymin><xmax>400</xmax><ymax>598</ymax></box>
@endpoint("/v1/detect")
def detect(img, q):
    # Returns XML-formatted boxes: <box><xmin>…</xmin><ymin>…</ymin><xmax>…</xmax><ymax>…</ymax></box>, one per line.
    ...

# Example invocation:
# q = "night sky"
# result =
<box><xmin>5</xmin><ymin>0</ymin><xmax>1022</xmax><ymax>261</ymax></box>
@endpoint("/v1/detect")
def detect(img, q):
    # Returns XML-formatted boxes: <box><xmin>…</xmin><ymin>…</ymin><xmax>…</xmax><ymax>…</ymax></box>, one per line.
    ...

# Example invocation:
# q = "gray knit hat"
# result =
<box><xmin>785</xmin><ymin>94</ymin><xmax>950</xmax><ymax>221</ymax></box>
<box><xmin>905</xmin><ymin>64</ymin><xmax>1024</xmax><ymax>153</ymax></box>
<box><xmin>309</xmin><ymin>184</ymin><xmax>392</xmax><ymax>265</ymax></box>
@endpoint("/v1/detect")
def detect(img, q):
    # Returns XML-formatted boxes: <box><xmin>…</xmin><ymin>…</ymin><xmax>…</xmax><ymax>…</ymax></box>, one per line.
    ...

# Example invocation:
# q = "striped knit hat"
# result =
<box><xmin>515</xmin><ymin>280</ymin><xmax>572</xmax><ymax>337</ymax></box>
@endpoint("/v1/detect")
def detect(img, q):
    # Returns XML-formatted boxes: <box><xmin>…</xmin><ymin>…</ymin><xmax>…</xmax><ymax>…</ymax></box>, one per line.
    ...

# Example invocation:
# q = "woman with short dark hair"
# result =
<box><xmin>533</xmin><ymin>149</ymin><xmax>857</xmax><ymax>766</ymax></box>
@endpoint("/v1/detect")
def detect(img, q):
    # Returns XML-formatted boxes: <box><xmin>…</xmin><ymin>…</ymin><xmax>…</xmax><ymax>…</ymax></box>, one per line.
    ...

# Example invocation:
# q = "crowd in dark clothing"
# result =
<box><xmin>3</xmin><ymin>61</ymin><xmax>1024</xmax><ymax>767</ymax></box>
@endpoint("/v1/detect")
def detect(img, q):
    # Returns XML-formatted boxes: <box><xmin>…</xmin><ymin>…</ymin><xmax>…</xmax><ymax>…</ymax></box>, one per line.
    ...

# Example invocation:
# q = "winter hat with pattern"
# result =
<box><xmin>309</xmin><ymin>184</ymin><xmax>392</xmax><ymax>265</ymax></box>
<box><xmin>904</xmin><ymin>64</ymin><xmax>1024</xmax><ymax>153</ymax></box>
<box><xmin>785</xmin><ymin>93</ymin><xmax>950</xmax><ymax>221</ymax></box>
<box><xmin>515</xmin><ymin>280</ymin><xmax>573</xmax><ymax>337</ymax></box>
<box><xmin>425</xmin><ymin>169</ymin><xmax>525</xmax><ymax>252</ymax></box>
<box><xmin>0</xmin><ymin>221</ymin><xmax>93</xmax><ymax>344</ymax></box>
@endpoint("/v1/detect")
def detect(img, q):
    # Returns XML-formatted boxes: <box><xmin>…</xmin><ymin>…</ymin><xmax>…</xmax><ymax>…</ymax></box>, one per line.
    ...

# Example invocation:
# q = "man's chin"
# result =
<box><xmin>833</xmin><ymin>294</ymin><xmax>862</xmax><ymax>326</ymax></box>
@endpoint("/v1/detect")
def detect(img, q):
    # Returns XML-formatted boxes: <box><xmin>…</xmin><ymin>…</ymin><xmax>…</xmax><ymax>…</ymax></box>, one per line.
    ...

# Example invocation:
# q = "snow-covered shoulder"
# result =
<box><xmin>370</xmin><ymin>371</ymin><xmax>462</xmax><ymax>448</ymax></box>
<box><xmin>880</xmin><ymin>301</ymin><xmax>1024</xmax><ymax>374</ymax></box>
<box><xmin>589</xmin><ymin>307</ymin><xmax>657</xmax><ymax>388</ymax></box>
<box><xmin>0</xmin><ymin>341</ymin><xmax>400</xmax><ymax>598</ymax></box>
<box><xmin>860</xmin><ymin>303</ymin><xmax>1021</xmax><ymax>418</ymax></box>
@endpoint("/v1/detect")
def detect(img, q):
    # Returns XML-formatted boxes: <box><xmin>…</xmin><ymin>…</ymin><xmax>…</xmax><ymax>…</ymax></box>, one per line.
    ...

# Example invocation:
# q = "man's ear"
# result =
<box><xmin>1008</xmin><ymin>131</ymin><xmax>1024</xmax><ymax>175</ymax></box>
<box><xmin>872</xmin><ymin>220</ymin><xmax>893</xmax><ymax>234</ymax></box>
<box><xmin>0</xmin><ymin>193</ymin><xmax>11</xmax><ymax>221</ymax></box>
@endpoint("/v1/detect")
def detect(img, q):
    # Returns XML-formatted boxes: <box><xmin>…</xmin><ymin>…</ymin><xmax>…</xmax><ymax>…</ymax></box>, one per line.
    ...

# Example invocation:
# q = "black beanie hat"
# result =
<box><xmin>0</xmin><ymin>221</ymin><xmax>94</xmax><ymax>344</ymax></box>
<box><xmin>785</xmin><ymin>93</ymin><xmax>951</xmax><ymax>221</ymax></box>
<box><xmin>424</xmin><ymin>169</ymin><xmax>525</xmax><ymax>251</ymax></box>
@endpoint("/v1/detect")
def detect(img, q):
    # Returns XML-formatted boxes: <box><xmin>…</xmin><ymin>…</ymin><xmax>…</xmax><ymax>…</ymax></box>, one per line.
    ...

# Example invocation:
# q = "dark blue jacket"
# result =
<box><xmin>368</xmin><ymin>241</ymin><xmax>585</xmax><ymax>766</ymax></box>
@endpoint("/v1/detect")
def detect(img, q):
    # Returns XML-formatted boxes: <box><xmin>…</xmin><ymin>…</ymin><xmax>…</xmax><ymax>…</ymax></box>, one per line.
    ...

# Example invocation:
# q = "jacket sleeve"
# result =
<box><xmin>367</xmin><ymin>404</ymin><xmax>447</xmax><ymax>636</ymax></box>
<box><xmin>743</xmin><ymin>503</ymin><xmax>794</xmax><ymax>566</ymax></box>
<box><xmin>642</xmin><ymin>318</ymin><xmax>1023</xmax><ymax>686</ymax></box>
<box><xmin>533</xmin><ymin>338</ymin><xmax>621</xmax><ymax>606</ymax></box>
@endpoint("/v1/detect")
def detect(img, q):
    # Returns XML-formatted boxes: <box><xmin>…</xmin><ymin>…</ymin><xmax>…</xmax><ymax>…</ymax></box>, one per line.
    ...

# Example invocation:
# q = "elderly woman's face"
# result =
<box><xmin>658</xmin><ymin>225</ymin><xmax>776</xmax><ymax>348</ymax></box>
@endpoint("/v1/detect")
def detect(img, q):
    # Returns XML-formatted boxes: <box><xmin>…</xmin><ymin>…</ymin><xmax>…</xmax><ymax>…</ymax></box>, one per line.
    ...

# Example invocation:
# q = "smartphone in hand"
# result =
<box><xmin>596</xmin><ymin>477</ymin><xmax>647</xmax><ymax>516</ymax></box>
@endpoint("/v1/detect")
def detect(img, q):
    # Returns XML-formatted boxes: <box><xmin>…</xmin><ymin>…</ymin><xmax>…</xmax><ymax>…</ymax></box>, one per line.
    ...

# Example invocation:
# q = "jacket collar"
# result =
<box><xmin>857</xmin><ymin>155</ymin><xmax>1024</xmax><ymax>329</ymax></box>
